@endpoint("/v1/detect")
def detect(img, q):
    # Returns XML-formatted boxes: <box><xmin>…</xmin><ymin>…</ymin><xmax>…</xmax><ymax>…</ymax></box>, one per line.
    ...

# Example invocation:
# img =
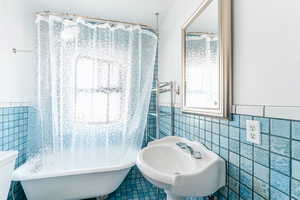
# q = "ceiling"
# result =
<box><xmin>22</xmin><ymin>0</ymin><xmax>174</xmax><ymax>28</ymax></box>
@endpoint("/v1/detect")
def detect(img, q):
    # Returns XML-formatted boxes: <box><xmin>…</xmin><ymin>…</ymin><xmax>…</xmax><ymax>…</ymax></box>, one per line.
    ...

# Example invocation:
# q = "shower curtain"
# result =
<box><xmin>31</xmin><ymin>15</ymin><xmax>157</xmax><ymax>169</ymax></box>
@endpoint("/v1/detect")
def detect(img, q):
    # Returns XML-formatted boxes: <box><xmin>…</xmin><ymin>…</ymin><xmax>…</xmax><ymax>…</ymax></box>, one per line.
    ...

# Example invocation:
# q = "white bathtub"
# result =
<box><xmin>12</xmin><ymin>150</ymin><xmax>135</xmax><ymax>200</ymax></box>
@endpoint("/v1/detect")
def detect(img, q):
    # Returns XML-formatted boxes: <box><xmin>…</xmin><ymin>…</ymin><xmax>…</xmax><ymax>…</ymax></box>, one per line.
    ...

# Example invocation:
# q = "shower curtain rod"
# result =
<box><xmin>36</xmin><ymin>11</ymin><xmax>155</xmax><ymax>30</ymax></box>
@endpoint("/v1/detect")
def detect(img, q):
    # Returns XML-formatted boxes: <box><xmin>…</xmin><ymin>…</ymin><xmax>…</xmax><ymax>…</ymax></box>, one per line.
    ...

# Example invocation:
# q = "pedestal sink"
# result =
<box><xmin>136</xmin><ymin>136</ymin><xmax>225</xmax><ymax>200</ymax></box>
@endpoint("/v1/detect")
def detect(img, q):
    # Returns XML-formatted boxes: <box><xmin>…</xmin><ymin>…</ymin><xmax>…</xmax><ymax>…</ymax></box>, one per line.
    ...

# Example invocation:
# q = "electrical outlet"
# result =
<box><xmin>246</xmin><ymin>120</ymin><xmax>261</xmax><ymax>144</ymax></box>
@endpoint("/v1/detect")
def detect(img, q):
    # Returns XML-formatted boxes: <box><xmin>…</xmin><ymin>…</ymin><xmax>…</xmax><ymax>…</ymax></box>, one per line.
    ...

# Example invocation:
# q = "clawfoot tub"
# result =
<box><xmin>13</xmin><ymin>152</ymin><xmax>135</xmax><ymax>200</ymax></box>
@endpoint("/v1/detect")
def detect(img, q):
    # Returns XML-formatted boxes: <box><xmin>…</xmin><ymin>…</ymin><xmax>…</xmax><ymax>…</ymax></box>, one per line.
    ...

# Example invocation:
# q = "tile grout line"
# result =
<box><xmin>251</xmin><ymin>115</ymin><xmax>255</xmax><ymax>200</ymax></box>
<box><xmin>210</xmin><ymin>120</ymin><xmax>213</xmax><ymax>151</ymax></box>
<box><xmin>268</xmin><ymin>117</ymin><xmax>271</xmax><ymax>199</ymax></box>
<box><xmin>238</xmin><ymin>115</ymin><xmax>242</xmax><ymax>200</ymax></box>
<box><xmin>289</xmin><ymin>120</ymin><xmax>292</xmax><ymax>200</ymax></box>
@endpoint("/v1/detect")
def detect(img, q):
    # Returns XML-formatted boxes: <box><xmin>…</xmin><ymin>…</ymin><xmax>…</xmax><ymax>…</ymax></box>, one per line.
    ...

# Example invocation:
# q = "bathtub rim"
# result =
<box><xmin>12</xmin><ymin>160</ymin><xmax>135</xmax><ymax>181</ymax></box>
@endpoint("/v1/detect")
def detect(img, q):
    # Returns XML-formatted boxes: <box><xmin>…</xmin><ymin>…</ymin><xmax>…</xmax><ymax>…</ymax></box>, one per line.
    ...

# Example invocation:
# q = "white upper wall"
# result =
<box><xmin>0</xmin><ymin>0</ymin><xmax>173</xmax><ymax>103</ymax></box>
<box><xmin>1</xmin><ymin>0</ymin><xmax>300</xmax><ymax>106</ymax></box>
<box><xmin>0</xmin><ymin>0</ymin><xmax>36</xmax><ymax>103</ymax></box>
<box><xmin>159</xmin><ymin>0</ymin><xmax>300</xmax><ymax>107</ymax></box>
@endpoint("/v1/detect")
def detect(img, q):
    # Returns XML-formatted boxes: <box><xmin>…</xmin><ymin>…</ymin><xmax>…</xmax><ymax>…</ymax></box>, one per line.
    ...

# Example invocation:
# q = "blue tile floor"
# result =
<box><xmin>85</xmin><ymin>166</ymin><xmax>165</xmax><ymax>200</ymax></box>
<box><xmin>85</xmin><ymin>166</ymin><xmax>208</xmax><ymax>200</ymax></box>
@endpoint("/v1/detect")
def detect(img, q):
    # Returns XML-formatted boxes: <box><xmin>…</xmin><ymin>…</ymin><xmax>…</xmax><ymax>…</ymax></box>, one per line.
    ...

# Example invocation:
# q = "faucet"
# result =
<box><xmin>176</xmin><ymin>142</ymin><xmax>202</xmax><ymax>159</ymax></box>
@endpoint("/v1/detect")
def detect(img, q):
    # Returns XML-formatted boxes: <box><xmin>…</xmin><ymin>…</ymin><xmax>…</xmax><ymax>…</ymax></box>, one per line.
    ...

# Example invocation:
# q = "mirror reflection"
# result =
<box><xmin>185</xmin><ymin>0</ymin><xmax>219</xmax><ymax>109</ymax></box>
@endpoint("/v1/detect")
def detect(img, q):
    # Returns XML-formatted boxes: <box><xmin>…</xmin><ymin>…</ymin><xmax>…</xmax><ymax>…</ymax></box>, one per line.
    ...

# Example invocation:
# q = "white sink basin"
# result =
<box><xmin>136</xmin><ymin>136</ymin><xmax>225</xmax><ymax>200</ymax></box>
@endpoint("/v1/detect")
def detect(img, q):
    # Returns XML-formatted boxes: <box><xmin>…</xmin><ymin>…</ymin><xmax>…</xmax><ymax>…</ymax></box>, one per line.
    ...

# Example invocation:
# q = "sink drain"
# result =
<box><xmin>174</xmin><ymin>172</ymin><xmax>181</xmax><ymax>175</ymax></box>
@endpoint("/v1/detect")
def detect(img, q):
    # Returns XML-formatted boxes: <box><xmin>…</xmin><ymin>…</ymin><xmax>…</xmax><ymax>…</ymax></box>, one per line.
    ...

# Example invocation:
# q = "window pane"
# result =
<box><xmin>96</xmin><ymin>61</ymin><xmax>109</xmax><ymax>88</ymax></box>
<box><xmin>76</xmin><ymin>57</ymin><xmax>94</xmax><ymax>89</ymax></box>
<box><xmin>109</xmin><ymin>93</ymin><xmax>121</xmax><ymax>122</ymax></box>
<box><xmin>75</xmin><ymin>56</ymin><xmax>122</xmax><ymax>124</ymax></box>
<box><xmin>92</xmin><ymin>93</ymin><xmax>107</xmax><ymax>123</ymax></box>
<box><xmin>75</xmin><ymin>92</ymin><xmax>92</xmax><ymax>122</ymax></box>
<box><xmin>109</xmin><ymin>64</ymin><xmax>120</xmax><ymax>88</ymax></box>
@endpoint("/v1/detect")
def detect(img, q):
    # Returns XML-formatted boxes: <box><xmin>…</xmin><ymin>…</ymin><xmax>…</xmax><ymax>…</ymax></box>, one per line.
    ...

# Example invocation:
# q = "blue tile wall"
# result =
<box><xmin>148</xmin><ymin>105</ymin><xmax>300</xmax><ymax>200</ymax></box>
<box><xmin>0</xmin><ymin>106</ymin><xmax>28</xmax><ymax>200</ymax></box>
<box><xmin>144</xmin><ymin>50</ymin><xmax>159</xmax><ymax>144</ymax></box>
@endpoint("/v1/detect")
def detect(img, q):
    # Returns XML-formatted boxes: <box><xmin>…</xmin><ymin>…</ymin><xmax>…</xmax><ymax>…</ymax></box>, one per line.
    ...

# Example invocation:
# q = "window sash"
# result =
<box><xmin>74</xmin><ymin>55</ymin><xmax>123</xmax><ymax>124</ymax></box>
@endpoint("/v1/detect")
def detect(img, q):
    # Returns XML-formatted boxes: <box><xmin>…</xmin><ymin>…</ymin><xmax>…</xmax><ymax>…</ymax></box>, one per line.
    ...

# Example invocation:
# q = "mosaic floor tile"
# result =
<box><xmin>107</xmin><ymin>177</ymin><xmax>158</xmax><ymax>200</ymax></box>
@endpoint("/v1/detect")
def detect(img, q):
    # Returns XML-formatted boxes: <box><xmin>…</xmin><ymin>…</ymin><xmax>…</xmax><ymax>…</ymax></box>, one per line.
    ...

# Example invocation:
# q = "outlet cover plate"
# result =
<box><xmin>246</xmin><ymin>120</ymin><xmax>261</xmax><ymax>144</ymax></box>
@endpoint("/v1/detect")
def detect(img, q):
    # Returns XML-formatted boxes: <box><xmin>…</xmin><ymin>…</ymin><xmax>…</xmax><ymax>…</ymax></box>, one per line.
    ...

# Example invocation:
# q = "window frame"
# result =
<box><xmin>74</xmin><ymin>55</ymin><xmax>123</xmax><ymax>124</ymax></box>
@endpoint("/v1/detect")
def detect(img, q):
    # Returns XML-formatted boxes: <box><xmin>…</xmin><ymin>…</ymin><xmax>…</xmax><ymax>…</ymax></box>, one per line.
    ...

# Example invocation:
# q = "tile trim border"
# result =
<box><xmin>264</xmin><ymin>106</ymin><xmax>300</xmax><ymax>121</ymax></box>
<box><xmin>235</xmin><ymin>105</ymin><xmax>300</xmax><ymax>121</ymax></box>
<box><xmin>235</xmin><ymin>105</ymin><xmax>264</xmax><ymax>117</ymax></box>
<box><xmin>0</xmin><ymin>101</ymin><xmax>33</xmax><ymax>108</ymax></box>
<box><xmin>159</xmin><ymin>103</ymin><xmax>300</xmax><ymax>121</ymax></box>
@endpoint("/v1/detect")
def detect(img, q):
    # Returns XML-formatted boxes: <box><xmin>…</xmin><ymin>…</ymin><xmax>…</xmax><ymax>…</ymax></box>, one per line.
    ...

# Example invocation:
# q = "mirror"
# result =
<box><xmin>182</xmin><ymin>0</ymin><xmax>232</xmax><ymax>118</ymax></box>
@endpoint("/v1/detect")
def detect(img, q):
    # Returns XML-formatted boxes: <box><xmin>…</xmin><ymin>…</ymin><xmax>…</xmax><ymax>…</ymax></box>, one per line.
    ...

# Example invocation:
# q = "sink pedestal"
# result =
<box><xmin>165</xmin><ymin>191</ymin><xmax>185</xmax><ymax>200</ymax></box>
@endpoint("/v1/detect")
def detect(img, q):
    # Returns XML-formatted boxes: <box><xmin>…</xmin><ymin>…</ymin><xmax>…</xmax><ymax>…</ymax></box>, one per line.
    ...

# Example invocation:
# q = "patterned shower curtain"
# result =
<box><xmin>31</xmin><ymin>15</ymin><xmax>157</xmax><ymax>169</ymax></box>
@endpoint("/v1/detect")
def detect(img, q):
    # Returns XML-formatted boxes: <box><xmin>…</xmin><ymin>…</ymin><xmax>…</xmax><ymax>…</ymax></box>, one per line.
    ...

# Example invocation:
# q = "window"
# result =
<box><xmin>75</xmin><ymin>56</ymin><xmax>122</xmax><ymax>124</ymax></box>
